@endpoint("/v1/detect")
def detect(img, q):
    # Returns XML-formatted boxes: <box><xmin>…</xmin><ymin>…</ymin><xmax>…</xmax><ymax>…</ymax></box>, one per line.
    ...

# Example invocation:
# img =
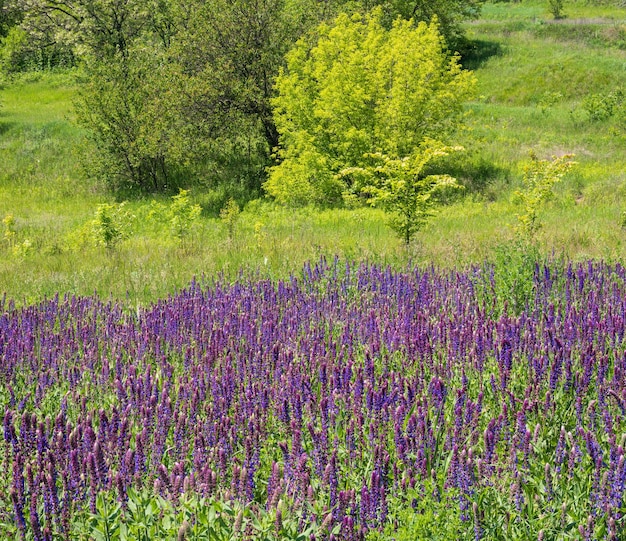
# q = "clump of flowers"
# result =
<box><xmin>1</xmin><ymin>258</ymin><xmax>626</xmax><ymax>539</ymax></box>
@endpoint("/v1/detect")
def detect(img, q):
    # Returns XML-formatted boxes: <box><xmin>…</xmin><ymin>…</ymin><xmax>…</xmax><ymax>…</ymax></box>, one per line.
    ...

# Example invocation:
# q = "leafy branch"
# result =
<box><xmin>342</xmin><ymin>140</ymin><xmax>464</xmax><ymax>245</ymax></box>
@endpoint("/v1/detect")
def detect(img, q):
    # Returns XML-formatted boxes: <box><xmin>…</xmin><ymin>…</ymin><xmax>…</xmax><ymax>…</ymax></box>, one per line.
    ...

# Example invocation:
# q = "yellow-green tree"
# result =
<box><xmin>266</xmin><ymin>9</ymin><xmax>475</xmax><ymax>242</ymax></box>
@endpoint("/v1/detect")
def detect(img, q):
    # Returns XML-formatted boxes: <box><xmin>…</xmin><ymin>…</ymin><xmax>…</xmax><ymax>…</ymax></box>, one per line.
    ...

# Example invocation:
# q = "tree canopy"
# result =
<box><xmin>3</xmin><ymin>0</ymin><xmax>481</xmax><ymax>195</ymax></box>
<box><xmin>340</xmin><ymin>0</ymin><xmax>484</xmax><ymax>46</ymax></box>
<box><xmin>265</xmin><ymin>9</ymin><xmax>475</xmax><ymax>207</ymax></box>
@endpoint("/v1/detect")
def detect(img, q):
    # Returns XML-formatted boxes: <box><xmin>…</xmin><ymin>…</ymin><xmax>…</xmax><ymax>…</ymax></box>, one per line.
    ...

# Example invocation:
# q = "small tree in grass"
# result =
<box><xmin>515</xmin><ymin>152</ymin><xmax>576</xmax><ymax>240</ymax></box>
<box><xmin>167</xmin><ymin>189</ymin><xmax>202</xmax><ymax>243</ymax></box>
<box><xmin>548</xmin><ymin>0</ymin><xmax>565</xmax><ymax>19</ymax></box>
<box><xmin>220</xmin><ymin>198</ymin><xmax>241</xmax><ymax>242</ymax></box>
<box><xmin>343</xmin><ymin>140</ymin><xmax>463</xmax><ymax>245</ymax></box>
<box><xmin>489</xmin><ymin>153</ymin><xmax>575</xmax><ymax>316</ymax></box>
<box><xmin>91</xmin><ymin>202</ymin><xmax>133</xmax><ymax>250</ymax></box>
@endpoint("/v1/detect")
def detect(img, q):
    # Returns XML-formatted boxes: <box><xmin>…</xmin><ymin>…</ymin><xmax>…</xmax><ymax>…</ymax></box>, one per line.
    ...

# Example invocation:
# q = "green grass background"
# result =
<box><xmin>0</xmin><ymin>0</ymin><xmax>625</xmax><ymax>305</ymax></box>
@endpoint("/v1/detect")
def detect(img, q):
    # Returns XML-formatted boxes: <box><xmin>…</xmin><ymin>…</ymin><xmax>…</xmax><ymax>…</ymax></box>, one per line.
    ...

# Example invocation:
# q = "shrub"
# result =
<box><xmin>548</xmin><ymin>0</ymin><xmax>565</xmax><ymax>19</ymax></box>
<box><xmin>167</xmin><ymin>189</ymin><xmax>202</xmax><ymax>243</ymax></box>
<box><xmin>515</xmin><ymin>153</ymin><xmax>576</xmax><ymax>240</ymax></box>
<box><xmin>582</xmin><ymin>88</ymin><xmax>624</xmax><ymax>122</ymax></box>
<box><xmin>220</xmin><ymin>198</ymin><xmax>241</xmax><ymax>241</ymax></box>
<box><xmin>91</xmin><ymin>202</ymin><xmax>133</xmax><ymax>250</ymax></box>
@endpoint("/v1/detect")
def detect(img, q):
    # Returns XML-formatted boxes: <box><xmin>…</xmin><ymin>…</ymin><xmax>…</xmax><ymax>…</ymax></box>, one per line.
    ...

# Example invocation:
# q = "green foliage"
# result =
<box><xmin>76</xmin><ymin>489</ymin><xmax>199</xmax><ymax>541</ymax></box>
<box><xmin>401</xmin><ymin>0</ymin><xmax>485</xmax><ymax>46</ymax></box>
<box><xmin>7</xmin><ymin>0</ymin><xmax>482</xmax><ymax>198</ymax></box>
<box><xmin>515</xmin><ymin>153</ymin><xmax>576</xmax><ymax>240</ymax></box>
<box><xmin>45</xmin><ymin>0</ymin><xmax>323</xmax><ymax>196</ymax></box>
<box><xmin>491</xmin><ymin>240</ymin><xmax>540</xmax><ymax>316</ymax></box>
<box><xmin>75</xmin><ymin>49</ymin><xmax>192</xmax><ymax>194</ymax></box>
<box><xmin>368</xmin><ymin>486</ymin><xmax>466</xmax><ymax>541</ymax></box>
<box><xmin>347</xmin><ymin>141</ymin><xmax>464</xmax><ymax>244</ymax></box>
<box><xmin>472</xmin><ymin>413</ymin><xmax>620</xmax><ymax>540</ymax></box>
<box><xmin>63</xmin><ymin>220</ymin><xmax>93</xmax><ymax>253</ymax></box>
<box><xmin>91</xmin><ymin>202</ymin><xmax>133</xmax><ymax>250</ymax></box>
<box><xmin>10</xmin><ymin>237</ymin><xmax>33</xmax><ymax>258</ymax></box>
<box><xmin>0</xmin><ymin>0</ymin><xmax>20</xmax><ymax>38</ymax></box>
<box><xmin>146</xmin><ymin>188</ymin><xmax>202</xmax><ymax>244</ymax></box>
<box><xmin>548</xmin><ymin>0</ymin><xmax>565</xmax><ymax>19</ymax></box>
<box><xmin>0</xmin><ymin>25</ymin><xmax>74</xmax><ymax>73</ymax></box>
<box><xmin>167</xmin><ymin>189</ymin><xmax>202</xmax><ymax>242</ymax></box>
<box><xmin>537</xmin><ymin>91</ymin><xmax>563</xmax><ymax>114</ymax></box>
<box><xmin>0</xmin><ymin>26</ymin><xmax>30</xmax><ymax>73</ymax></box>
<box><xmin>2</xmin><ymin>213</ymin><xmax>15</xmax><ymax>248</ymax></box>
<box><xmin>344</xmin><ymin>0</ymin><xmax>485</xmax><ymax>48</ymax></box>
<box><xmin>582</xmin><ymin>88</ymin><xmax>624</xmax><ymax>122</ymax></box>
<box><xmin>72</xmin><ymin>489</ymin><xmax>338</xmax><ymax>541</ymax></box>
<box><xmin>169</xmin><ymin>0</ymin><xmax>320</xmax><ymax>155</ymax></box>
<box><xmin>13</xmin><ymin>0</ymin><xmax>191</xmax><ymax>194</ymax></box>
<box><xmin>2</xmin><ymin>213</ymin><xmax>33</xmax><ymax>258</ymax></box>
<box><xmin>267</xmin><ymin>9</ymin><xmax>475</xmax><ymax>206</ymax></box>
<box><xmin>85</xmin><ymin>493</ymin><xmax>122</xmax><ymax>541</ymax></box>
<box><xmin>220</xmin><ymin>198</ymin><xmax>241</xmax><ymax>241</ymax></box>
<box><xmin>12</xmin><ymin>0</ymin><xmax>170</xmax><ymax>62</ymax></box>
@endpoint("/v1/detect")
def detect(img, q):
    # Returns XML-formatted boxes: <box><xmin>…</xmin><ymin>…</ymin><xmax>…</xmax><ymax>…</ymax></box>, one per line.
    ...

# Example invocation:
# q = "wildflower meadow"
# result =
<box><xmin>2</xmin><ymin>258</ymin><xmax>626</xmax><ymax>540</ymax></box>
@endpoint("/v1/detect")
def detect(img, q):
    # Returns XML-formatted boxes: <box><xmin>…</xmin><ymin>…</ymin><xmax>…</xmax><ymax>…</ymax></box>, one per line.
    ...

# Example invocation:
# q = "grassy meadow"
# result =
<box><xmin>0</xmin><ymin>1</ymin><xmax>625</xmax><ymax>304</ymax></box>
<box><xmin>2</xmin><ymin>3</ymin><xmax>626</xmax><ymax>541</ymax></box>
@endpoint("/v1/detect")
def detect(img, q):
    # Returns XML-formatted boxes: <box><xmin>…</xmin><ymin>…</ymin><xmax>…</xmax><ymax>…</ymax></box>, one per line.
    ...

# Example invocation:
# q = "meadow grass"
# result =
<box><xmin>480</xmin><ymin>0</ymin><xmax>626</xmax><ymax>20</ymax></box>
<box><xmin>0</xmin><ymin>2</ymin><xmax>625</xmax><ymax>305</ymax></box>
<box><xmin>2</xmin><ymin>4</ymin><xmax>626</xmax><ymax>539</ymax></box>
<box><xmin>0</xmin><ymin>70</ymin><xmax>91</xmax><ymax>205</ymax></box>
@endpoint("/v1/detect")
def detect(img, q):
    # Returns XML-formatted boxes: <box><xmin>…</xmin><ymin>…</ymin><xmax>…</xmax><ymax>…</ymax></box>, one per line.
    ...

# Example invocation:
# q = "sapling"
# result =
<box><xmin>220</xmin><ymin>198</ymin><xmax>240</xmax><ymax>241</ymax></box>
<box><xmin>515</xmin><ymin>152</ymin><xmax>576</xmax><ymax>241</ymax></box>
<box><xmin>2</xmin><ymin>214</ymin><xmax>16</xmax><ymax>248</ymax></box>
<box><xmin>344</xmin><ymin>140</ymin><xmax>463</xmax><ymax>245</ymax></box>
<box><xmin>91</xmin><ymin>202</ymin><xmax>133</xmax><ymax>250</ymax></box>
<box><xmin>548</xmin><ymin>0</ymin><xmax>565</xmax><ymax>19</ymax></box>
<box><xmin>167</xmin><ymin>189</ymin><xmax>202</xmax><ymax>244</ymax></box>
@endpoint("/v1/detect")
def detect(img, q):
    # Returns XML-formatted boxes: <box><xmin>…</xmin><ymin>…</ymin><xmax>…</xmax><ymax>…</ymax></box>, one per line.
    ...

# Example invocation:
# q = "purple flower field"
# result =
<box><xmin>2</xmin><ymin>258</ymin><xmax>626</xmax><ymax>540</ymax></box>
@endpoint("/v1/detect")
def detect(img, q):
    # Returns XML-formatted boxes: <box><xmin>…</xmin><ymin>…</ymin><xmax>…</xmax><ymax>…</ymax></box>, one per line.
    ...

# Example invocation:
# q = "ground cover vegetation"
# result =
<box><xmin>2</xmin><ymin>259</ymin><xmax>626</xmax><ymax>540</ymax></box>
<box><xmin>0</xmin><ymin>0</ymin><xmax>624</xmax><ymax>302</ymax></box>
<box><xmin>1</xmin><ymin>0</ymin><xmax>626</xmax><ymax>538</ymax></box>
